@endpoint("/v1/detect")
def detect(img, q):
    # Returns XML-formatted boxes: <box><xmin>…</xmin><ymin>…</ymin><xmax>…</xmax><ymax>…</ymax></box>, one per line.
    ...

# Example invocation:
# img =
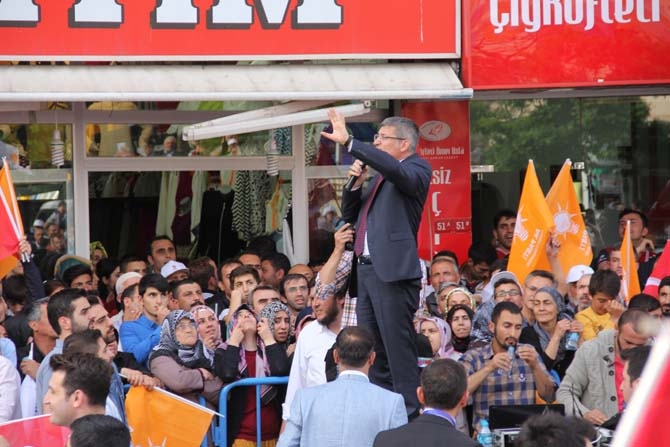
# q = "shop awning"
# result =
<box><xmin>0</xmin><ymin>63</ymin><xmax>472</xmax><ymax>102</ymax></box>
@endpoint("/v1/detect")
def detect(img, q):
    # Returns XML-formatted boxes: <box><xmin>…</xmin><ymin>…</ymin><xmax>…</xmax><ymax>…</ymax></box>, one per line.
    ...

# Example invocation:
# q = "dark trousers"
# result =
<box><xmin>356</xmin><ymin>263</ymin><xmax>421</xmax><ymax>418</ymax></box>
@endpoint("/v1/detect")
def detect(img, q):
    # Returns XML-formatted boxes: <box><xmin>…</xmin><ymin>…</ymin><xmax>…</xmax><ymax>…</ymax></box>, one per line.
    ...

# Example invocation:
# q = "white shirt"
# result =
<box><xmin>0</xmin><ymin>355</ymin><xmax>21</xmax><ymax>423</ymax></box>
<box><xmin>282</xmin><ymin>321</ymin><xmax>337</xmax><ymax>420</ymax></box>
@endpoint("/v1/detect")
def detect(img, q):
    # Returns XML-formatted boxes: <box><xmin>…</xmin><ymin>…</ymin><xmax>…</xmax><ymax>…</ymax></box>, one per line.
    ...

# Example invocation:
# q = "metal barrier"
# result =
<box><xmin>212</xmin><ymin>376</ymin><xmax>289</xmax><ymax>447</ymax></box>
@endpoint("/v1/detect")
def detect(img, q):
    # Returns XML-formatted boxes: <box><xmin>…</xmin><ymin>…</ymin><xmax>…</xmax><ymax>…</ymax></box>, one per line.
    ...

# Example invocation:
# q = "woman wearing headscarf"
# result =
<box><xmin>214</xmin><ymin>304</ymin><xmax>290</xmax><ymax>447</ymax></box>
<box><xmin>445</xmin><ymin>304</ymin><xmax>475</xmax><ymax>359</ymax></box>
<box><xmin>259</xmin><ymin>301</ymin><xmax>292</xmax><ymax>352</ymax></box>
<box><xmin>519</xmin><ymin>286</ymin><xmax>584</xmax><ymax>380</ymax></box>
<box><xmin>192</xmin><ymin>305</ymin><xmax>224</xmax><ymax>365</ymax></box>
<box><xmin>414</xmin><ymin>316</ymin><xmax>452</xmax><ymax>360</ymax></box>
<box><xmin>149</xmin><ymin>310</ymin><xmax>222</xmax><ymax>406</ymax></box>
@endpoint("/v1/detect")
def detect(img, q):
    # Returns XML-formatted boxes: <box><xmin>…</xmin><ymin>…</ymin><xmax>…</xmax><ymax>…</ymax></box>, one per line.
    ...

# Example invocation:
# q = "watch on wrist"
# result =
<box><xmin>344</xmin><ymin>135</ymin><xmax>354</xmax><ymax>149</ymax></box>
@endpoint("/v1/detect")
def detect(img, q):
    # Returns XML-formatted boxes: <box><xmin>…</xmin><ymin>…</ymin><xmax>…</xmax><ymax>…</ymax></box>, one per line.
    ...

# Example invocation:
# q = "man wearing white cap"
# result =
<box><xmin>30</xmin><ymin>219</ymin><xmax>46</xmax><ymax>252</ymax></box>
<box><xmin>160</xmin><ymin>260</ymin><xmax>189</xmax><ymax>283</ymax></box>
<box><xmin>565</xmin><ymin>264</ymin><xmax>594</xmax><ymax>316</ymax></box>
<box><xmin>110</xmin><ymin>272</ymin><xmax>143</xmax><ymax>335</ymax></box>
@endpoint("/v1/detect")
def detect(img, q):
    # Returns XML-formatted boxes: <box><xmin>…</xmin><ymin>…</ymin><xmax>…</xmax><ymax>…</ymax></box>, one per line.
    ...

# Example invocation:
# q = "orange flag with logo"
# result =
<box><xmin>545</xmin><ymin>159</ymin><xmax>592</xmax><ymax>274</ymax></box>
<box><xmin>620</xmin><ymin>220</ymin><xmax>641</xmax><ymax>303</ymax></box>
<box><xmin>125</xmin><ymin>386</ymin><xmax>214</xmax><ymax>447</ymax></box>
<box><xmin>0</xmin><ymin>159</ymin><xmax>22</xmax><ymax>278</ymax></box>
<box><xmin>508</xmin><ymin>160</ymin><xmax>555</xmax><ymax>282</ymax></box>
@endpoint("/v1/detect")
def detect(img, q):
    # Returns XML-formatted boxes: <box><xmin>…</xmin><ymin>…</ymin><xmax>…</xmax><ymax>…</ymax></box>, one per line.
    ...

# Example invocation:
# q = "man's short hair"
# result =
<box><xmin>588</xmin><ymin>269</ymin><xmax>620</xmax><ymax>299</ymax></box>
<box><xmin>138</xmin><ymin>273</ymin><xmax>168</xmax><ymax>296</ymax></box>
<box><xmin>618</xmin><ymin>208</ymin><xmax>648</xmax><ymax>228</ymax></box>
<box><xmin>659</xmin><ymin>276</ymin><xmax>670</xmax><ymax>290</ymax></box>
<box><xmin>47</xmin><ymin>288</ymin><xmax>88</xmax><ymax>336</ymax></box>
<box><xmin>262</xmin><ymin>252</ymin><xmax>291</xmax><ymax>276</ymax></box>
<box><xmin>188</xmin><ymin>257</ymin><xmax>216</xmax><ymax>290</ymax></box>
<box><xmin>69</xmin><ymin>414</ymin><xmax>131</xmax><ymax>447</ymax></box>
<box><xmin>490</xmin><ymin>257</ymin><xmax>508</xmax><ymax>272</ymax></box>
<box><xmin>170</xmin><ymin>278</ymin><xmax>198</xmax><ymax>298</ymax></box>
<box><xmin>1</xmin><ymin>274</ymin><xmax>29</xmax><ymax>307</ymax></box>
<box><xmin>618</xmin><ymin>308</ymin><xmax>650</xmax><ymax>332</ymax></box>
<box><xmin>628</xmin><ymin>293</ymin><xmax>661</xmax><ymax>313</ymax></box>
<box><xmin>119</xmin><ymin>255</ymin><xmax>145</xmax><ymax>273</ymax></box>
<box><xmin>420</xmin><ymin>359</ymin><xmax>467</xmax><ymax>410</ymax></box>
<box><xmin>249</xmin><ymin>285</ymin><xmax>279</xmax><ymax>307</ymax></box>
<box><xmin>49</xmin><ymin>353</ymin><xmax>112</xmax><ymax>407</ymax></box>
<box><xmin>147</xmin><ymin>235</ymin><xmax>174</xmax><ymax>257</ymax></box>
<box><xmin>525</xmin><ymin>270</ymin><xmax>556</xmax><ymax>287</ymax></box>
<box><xmin>517</xmin><ymin>413</ymin><xmax>588</xmax><ymax>447</ymax></box>
<box><xmin>334</xmin><ymin>326</ymin><xmax>374</xmax><ymax>368</ymax></box>
<box><xmin>620</xmin><ymin>345</ymin><xmax>652</xmax><ymax>382</ymax></box>
<box><xmin>25</xmin><ymin>297</ymin><xmax>50</xmax><ymax>323</ymax></box>
<box><xmin>494</xmin><ymin>209</ymin><xmax>516</xmax><ymax>228</ymax></box>
<box><xmin>493</xmin><ymin>277</ymin><xmax>520</xmax><ymax>291</ymax></box>
<box><xmin>433</xmin><ymin>250</ymin><xmax>459</xmax><ymax>267</ymax></box>
<box><xmin>63</xmin><ymin>329</ymin><xmax>104</xmax><ymax>356</ymax></box>
<box><xmin>279</xmin><ymin>273</ymin><xmax>309</xmax><ymax>297</ymax></box>
<box><xmin>62</xmin><ymin>264</ymin><xmax>93</xmax><ymax>288</ymax></box>
<box><xmin>430</xmin><ymin>256</ymin><xmax>459</xmax><ymax>274</ymax></box>
<box><xmin>229</xmin><ymin>265</ymin><xmax>260</xmax><ymax>285</ymax></box>
<box><xmin>491</xmin><ymin>301</ymin><xmax>521</xmax><ymax>324</ymax></box>
<box><xmin>468</xmin><ymin>241</ymin><xmax>497</xmax><ymax>265</ymax></box>
<box><xmin>380</xmin><ymin>116</ymin><xmax>419</xmax><ymax>152</ymax></box>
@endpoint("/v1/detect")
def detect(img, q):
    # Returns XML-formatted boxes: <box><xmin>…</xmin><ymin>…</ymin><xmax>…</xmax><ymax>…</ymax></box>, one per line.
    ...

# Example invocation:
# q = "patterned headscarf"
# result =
<box><xmin>415</xmin><ymin>316</ymin><xmax>452</xmax><ymax>359</ymax></box>
<box><xmin>532</xmin><ymin>287</ymin><xmax>573</xmax><ymax>360</ymax></box>
<box><xmin>149</xmin><ymin>310</ymin><xmax>209</xmax><ymax>369</ymax></box>
<box><xmin>259</xmin><ymin>301</ymin><xmax>291</xmax><ymax>334</ymax></box>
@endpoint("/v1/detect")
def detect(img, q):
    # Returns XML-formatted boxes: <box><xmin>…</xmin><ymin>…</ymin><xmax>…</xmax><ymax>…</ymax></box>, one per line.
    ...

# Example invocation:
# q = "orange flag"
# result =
<box><xmin>125</xmin><ymin>386</ymin><xmax>214</xmax><ymax>447</ymax></box>
<box><xmin>620</xmin><ymin>219</ymin><xmax>641</xmax><ymax>302</ymax></box>
<box><xmin>508</xmin><ymin>160</ymin><xmax>555</xmax><ymax>282</ymax></box>
<box><xmin>545</xmin><ymin>159</ymin><xmax>592</xmax><ymax>274</ymax></box>
<box><xmin>0</xmin><ymin>160</ymin><xmax>21</xmax><ymax>269</ymax></box>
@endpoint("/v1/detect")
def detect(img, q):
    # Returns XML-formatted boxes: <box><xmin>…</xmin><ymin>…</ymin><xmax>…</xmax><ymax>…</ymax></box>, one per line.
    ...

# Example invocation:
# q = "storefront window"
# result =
<box><xmin>0</xmin><ymin>123</ymin><xmax>73</xmax><ymax>169</ymax></box>
<box><xmin>470</xmin><ymin>96</ymin><xmax>670</xmax><ymax>252</ymax></box>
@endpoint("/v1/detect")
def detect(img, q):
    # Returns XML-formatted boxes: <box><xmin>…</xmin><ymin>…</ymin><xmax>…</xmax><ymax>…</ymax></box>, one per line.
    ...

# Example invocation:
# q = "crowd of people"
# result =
<box><xmin>0</xmin><ymin>111</ymin><xmax>666</xmax><ymax>447</ymax></box>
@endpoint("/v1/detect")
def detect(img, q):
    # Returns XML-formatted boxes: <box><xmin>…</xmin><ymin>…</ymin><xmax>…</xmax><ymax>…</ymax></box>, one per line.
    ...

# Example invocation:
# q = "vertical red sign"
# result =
<box><xmin>402</xmin><ymin>101</ymin><xmax>471</xmax><ymax>263</ymax></box>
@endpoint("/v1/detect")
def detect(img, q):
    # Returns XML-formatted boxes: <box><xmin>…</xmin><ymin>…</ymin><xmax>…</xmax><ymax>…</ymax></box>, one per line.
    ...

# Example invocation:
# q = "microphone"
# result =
<box><xmin>344</xmin><ymin>163</ymin><xmax>366</xmax><ymax>192</ymax></box>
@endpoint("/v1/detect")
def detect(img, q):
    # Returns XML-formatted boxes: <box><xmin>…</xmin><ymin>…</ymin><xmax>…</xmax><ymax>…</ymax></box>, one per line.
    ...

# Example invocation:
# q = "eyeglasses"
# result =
<box><xmin>287</xmin><ymin>286</ymin><xmax>309</xmax><ymax>294</ymax></box>
<box><xmin>374</xmin><ymin>134</ymin><xmax>406</xmax><ymax>142</ymax></box>
<box><xmin>495</xmin><ymin>289</ymin><xmax>521</xmax><ymax>298</ymax></box>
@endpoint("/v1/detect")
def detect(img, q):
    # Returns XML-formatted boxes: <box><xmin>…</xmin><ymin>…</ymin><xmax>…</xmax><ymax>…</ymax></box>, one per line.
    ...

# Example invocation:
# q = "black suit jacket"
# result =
<box><xmin>373</xmin><ymin>414</ymin><xmax>480</xmax><ymax>447</ymax></box>
<box><xmin>342</xmin><ymin>140</ymin><xmax>431</xmax><ymax>282</ymax></box>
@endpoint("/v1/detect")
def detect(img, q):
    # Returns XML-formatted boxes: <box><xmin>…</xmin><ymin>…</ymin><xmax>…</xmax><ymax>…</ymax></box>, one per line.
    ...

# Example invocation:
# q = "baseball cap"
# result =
<box><xmin>115</xmin><ymin>271</ymin><xmax>142</xmax><ymax>296</ymax></box>
<box><xmin>566</xmin><ymin>264</ymin><xmax>595</xmax><ymax>284</ymax></box>
<box><xmin>160</xmin><ymin>260</ymin><xmax>188</xmax><ymax>279</ymax></box>
<box><xmin>595</xmin><ymin>248</ymin><xmax>611</xmax><ymax>267</ymax></box>
<box><xmin>33</xmin><ymin>219</ymin><xmax>45</xmax><ymax>228</ymax></box>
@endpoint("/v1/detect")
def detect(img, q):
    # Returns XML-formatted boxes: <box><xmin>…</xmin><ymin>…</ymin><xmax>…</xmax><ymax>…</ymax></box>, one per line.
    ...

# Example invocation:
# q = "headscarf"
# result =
<box><xmin>444</xmin><ymin>287</ymin><xmax>477</xmax><ymax>313</ymax></box>
<box><xmin>532</xmin><ymin>287</ymin><xmax>572</xmax><ymax>360</ymax></box>
<box><xmin>150</xmin><ymin>310</ymin><xmax>210</xmax><ymax>369</ymax></box>
<box><xmin>192</xmin><ymin>305</ymin><xmax>224</xmax><ymax>364</ymax></box>
<box><xmin>225</xmin><ymin>305</ymin><xmax>275</xmax><ymax>404</ymax></box>
<box><xmin>260</xmin><ymin>301</ymin><xmax>291</xmax><ymax>337</ymax></box>
<box><xmin>446</xmin><ymin>304</ymin><xmax>475</xmax><ymax>354</ymax></box>
<box><xmin>414</xmin><ymin>316</ymin><xmax>452</xmax><ymax>359</ymax></box>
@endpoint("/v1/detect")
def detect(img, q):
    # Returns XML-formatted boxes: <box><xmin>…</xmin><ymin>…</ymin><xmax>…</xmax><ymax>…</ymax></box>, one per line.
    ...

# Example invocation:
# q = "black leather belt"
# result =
<box><xmin>358</xmin><ymin>255</ymin><xmax>372</xmax><ymax>265</ymax></box>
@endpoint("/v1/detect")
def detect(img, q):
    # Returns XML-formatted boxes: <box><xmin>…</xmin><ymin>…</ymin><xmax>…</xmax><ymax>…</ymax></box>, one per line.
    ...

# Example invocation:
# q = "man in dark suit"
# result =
<box><xmin>374</xmin><ymin>359</ymin><xmax>479</xmax><ymax>447</ymax></box>
<box><xmin>322</xmin><ymin>109</ymin><xmax>431</xmax><ymax>418</ymax></box>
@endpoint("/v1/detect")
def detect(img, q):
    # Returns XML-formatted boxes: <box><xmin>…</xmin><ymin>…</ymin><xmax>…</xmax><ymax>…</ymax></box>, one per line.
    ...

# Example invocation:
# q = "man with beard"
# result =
<box><xmin>460</xmin><ymin>302</ymin><xmax>556</xmax><ymax>430</ymax></box>
<box><xmin>36</xmin><ymin>289</ymin><xmax>92</xmax><ymax>414</ymax></box>
<box><xmin>281</xmin><ymin>225</ymin><xmax>351</xmax><ymax>429</ymax></box>
<box><xmin>169</xmin><ymin>278</ymin><xmax>206</xmax><ymax>311</ymax></box>
<box><xmin>492</xmin><ymin>209</ymin><xmax>516</xmax><ymax>259</ymax></box>
<box><xmin>658</xmin><ymin>276</ymin><xmax>670</xmax><ymax>318</ymax></box>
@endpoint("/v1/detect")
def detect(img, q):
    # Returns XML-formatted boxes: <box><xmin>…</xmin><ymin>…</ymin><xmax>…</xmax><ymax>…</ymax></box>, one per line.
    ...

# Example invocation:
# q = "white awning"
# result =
<box><xmin>0</xmin><ymin>63</ymin><xmax>472</xmax><ymax>102</ymax></box>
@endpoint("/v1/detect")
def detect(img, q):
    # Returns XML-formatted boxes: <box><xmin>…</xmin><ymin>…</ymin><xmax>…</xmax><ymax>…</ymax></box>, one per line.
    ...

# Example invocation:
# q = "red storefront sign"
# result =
<box><xmin>403</xmin><ymin>101</ymin><xmax>472</xmax><ymax>263</ymax></box>
<box><xmin>0</xmin><ymin>0</ymin><xmax>459</xmax><ymax>60</ymax></box>
<box><xmin>463</xmin><ymin>1</ymin><xmax>670</xmax><ymax>89</ymax></box>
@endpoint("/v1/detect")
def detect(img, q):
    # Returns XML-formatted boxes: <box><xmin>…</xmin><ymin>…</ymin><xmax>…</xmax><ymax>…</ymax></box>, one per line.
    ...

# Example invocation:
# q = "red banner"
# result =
<box><xmin>403</xmin><ymin>101</ymin><xmax>472</xmax><ymax>263</ymax></box>
<box><xmin>463</xmin><ymin>1</ymin><xmax>670</xmax><ymax>89</ymax></box>
<box><xmin>0</xmin><ymin>415</ymin><xmax>70</xmax><ymax>447</ymax></box>
<box><xmin>0</xmin><ymin>0</ymin><xmax>458</xmax><ymax>60</ymax></box>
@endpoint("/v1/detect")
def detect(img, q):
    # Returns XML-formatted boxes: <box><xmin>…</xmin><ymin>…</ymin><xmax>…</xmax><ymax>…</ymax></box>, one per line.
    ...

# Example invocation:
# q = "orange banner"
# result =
<box><xmin>125</xmin><ymin>386</ymin><xmax>213</xmax><ymax>447</ymax></box>
<box><xmin>508</xmin><ymin>160</ymin><xmax>555</xmax><ymax>282</ymax></box>
<box><xmin>545</xmin><ymin>160</ymin><xmax>592</xmax><ymax>274</ymax></box>
<box><xmin>620</xmin><ymin>220</ymin><xmax>641</xmax><ymax>302</ymax></box>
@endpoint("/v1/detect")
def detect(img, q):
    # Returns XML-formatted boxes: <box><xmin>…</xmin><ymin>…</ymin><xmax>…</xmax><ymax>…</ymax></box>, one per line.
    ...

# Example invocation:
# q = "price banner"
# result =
<box><xmin>402</xmin><ymin>101</ymin><xmax>472</xmax><ymax>263</ymax></box>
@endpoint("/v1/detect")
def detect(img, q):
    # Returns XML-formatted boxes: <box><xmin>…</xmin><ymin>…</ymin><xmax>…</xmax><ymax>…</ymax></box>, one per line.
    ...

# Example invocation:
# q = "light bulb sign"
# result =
<box><xmin>0</xmin><ymin>0</ymin><xmax>459</xmax><ymax>60</ymax></box>
<box><xmin>403</xmin><ymin>101</ymin><xmax>472</xmax><ymax>263</ymax></box>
